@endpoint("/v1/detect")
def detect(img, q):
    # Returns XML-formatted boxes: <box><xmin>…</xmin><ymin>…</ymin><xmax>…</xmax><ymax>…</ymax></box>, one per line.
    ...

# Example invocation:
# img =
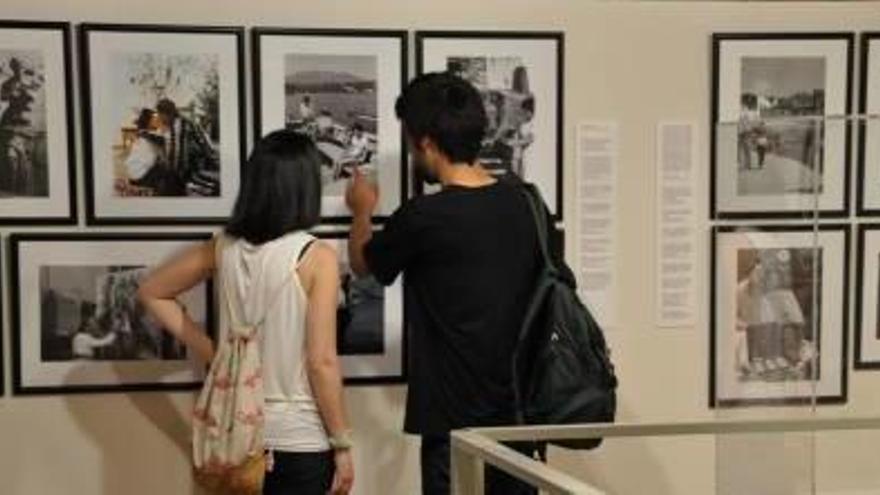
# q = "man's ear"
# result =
<box><xmin>418</xmin><ymin>136</ymin><xmax>439</xmax><ymax>157</ymax></box>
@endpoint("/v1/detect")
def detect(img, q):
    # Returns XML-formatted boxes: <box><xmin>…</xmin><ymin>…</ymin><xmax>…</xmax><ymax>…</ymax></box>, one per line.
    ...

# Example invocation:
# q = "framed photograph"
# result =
<box><xmin>416</xmin><ymin>31</ymin><xmax>564</xmax><ymax>219</ymax></box>
<box><xmin>710</xmin><ymin>225</ymin><xmax>849</xmax><ymax>407</ymax></box>
<box><xmin>314</xmin><ymin>231</ymin><xmax>404</xmax><ymax>384</ymax></box>
<box><xmin>79</xmin><ymin>24</ymin><xmax>245</xmax><ymax>225</ymax></box>
<box><xmin>711</xmin><ymin>33</ymin><xmax>854</xmax><ymax>219</ymax></box>
<box><xmin>858</xmin><ymin>33</ymin><xmax>880</xmax><ymax>215</ymax></box>
<box><xmin>0</xmin><ymin>21</ymin><xmax>76</xmax><ymax>224</ymax></box>
<box><xmin>854</xmin><ymin>224</ymin><xmax>880</xmax><ymax>368</ymax></box>
<box><xmin>253</xmin><ymin>28</ymin><xmax>407</xmax><ymax>223</ymax></box>
<box><xmin>9</xmin><ymin>233</ymin><xmax>213</xmax><ymax>395</ymax></box>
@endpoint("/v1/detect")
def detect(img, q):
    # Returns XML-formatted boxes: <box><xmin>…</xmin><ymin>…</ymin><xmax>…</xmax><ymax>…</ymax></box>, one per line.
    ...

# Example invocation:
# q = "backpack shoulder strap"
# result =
<box><xmin>214</xmin><ymin>233</ymin><xmax>246</xmax><ymax>331</ymax></box>
<box><xmin>519</xmin><ymin>184</ymin><xmax>557</xmax><ymax>274</ymax></box>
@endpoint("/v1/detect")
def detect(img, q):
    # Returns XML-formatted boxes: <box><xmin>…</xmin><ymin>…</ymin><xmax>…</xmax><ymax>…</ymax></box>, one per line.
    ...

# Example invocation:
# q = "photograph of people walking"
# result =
<box><xmin>712</xmin><ymin>33</ymin><xmax>852</xmax><ymax>218</ymax></box>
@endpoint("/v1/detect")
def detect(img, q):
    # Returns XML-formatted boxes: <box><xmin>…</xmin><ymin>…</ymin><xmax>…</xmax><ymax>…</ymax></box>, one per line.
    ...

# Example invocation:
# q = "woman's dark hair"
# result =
<box><xmin>135</xmin><ymin>108</ymin><xmax>154</xmax><ymax>131</ymax></box>
<box><xmin>394</xmin><ymin>72</ymin><xmax>487</xmax><ymax>164</ymax></box>
<box><xmin>225</xmin><ymin>130</ymin><xmax>322</xmax><ymax>244</ymax></box>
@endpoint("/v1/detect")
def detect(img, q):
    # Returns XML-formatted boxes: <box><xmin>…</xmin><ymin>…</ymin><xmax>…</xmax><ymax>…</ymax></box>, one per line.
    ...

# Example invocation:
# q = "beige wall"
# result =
<box><xmin>3</xmin><ymin>1</ymin><xmax>880</xmax><ymax>494</ymax></box>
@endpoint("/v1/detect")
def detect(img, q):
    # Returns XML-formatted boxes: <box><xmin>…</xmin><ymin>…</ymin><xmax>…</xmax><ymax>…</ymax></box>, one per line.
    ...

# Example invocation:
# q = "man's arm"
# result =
<box><xmin>349</xmin><ymin>210</ymin><xmax>373</xmax><ymax>277</ymax></box>
<box><xmin>346</xmin><ymin>168</ymin><xmax>378</xmax><ymax>277</ymax></box>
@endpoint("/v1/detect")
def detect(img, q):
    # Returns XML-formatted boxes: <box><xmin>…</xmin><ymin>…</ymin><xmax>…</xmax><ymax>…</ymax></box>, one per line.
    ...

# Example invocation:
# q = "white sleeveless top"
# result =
<box><xmin>216</xmin><ymin>230</ymin><xmax>330</xmax><ymax>452</ymax></box>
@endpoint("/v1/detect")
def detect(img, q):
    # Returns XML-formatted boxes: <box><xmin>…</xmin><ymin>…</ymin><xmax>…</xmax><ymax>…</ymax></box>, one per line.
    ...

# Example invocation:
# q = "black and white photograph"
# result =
<box><xmin>733</xmin><ymin>247</ymin><xmax>822</xmax><ymax>383</ymax></box>
<box><xmin>417</xmin><ymin>31</ymin><xmax>563</xmax><ymax>218</ymax></box>
<box><xmin>857</xmin><ymin>33</ymin><xmax>880</xmax><ymax>216</ymax></box>
<box><xmin>712</xmin><ymin>33</ymin><xmax>853</xmax><ymax>219</ymax></box>
<box><xmin>80</xmin><ymin>24</ymin><xmax>245</xmax><ymax>225</ymax></box>
<box><xmin>447</xmin><ymin>56</ymin><xmax>534</xmax><ymax>178</ymax></box>
<box><xmin>253</xmin><ymin>28</ymin><xmax>407</xmax><ymax>223</ymax></box>
<box><xmin>316</xmin><ymin>232</ymin><xmax>404</xmax><ymax>384</ymax></box>
<box><xmin>39</xmin><ymin>266</ymin><xmax>187</xmax><ymax>362</ymax></box>
<box><xmin>737</xmin><ymin>57</ymin><xmax>825</xmax><ymax>196</ymax></box>
<box><xmin>0</xmin><ymin>21</ymin><xmax>75</xmax><ymax>224</ymax></box>
<box><xmin>285</xmin><ymin>53</ymin><xmax>378</xmax><ymax>201</ymax></box>
<box><xmin>1</xmin><ymin>49</ymin><xmax>48</xmax><ymax>198</ymax></box>
<box><xmin>108</xmin><ymin>52</ymin><xmax>221</xmax><ymax>199</ymax></box>
<box><xmin>853</xmin><ymin>225</ymin><xmax>880</xmax><ymax>368</ymax></box>
<box><xmin>10</xmin><ymin>233</ymin><xmax>212</xmax><ymax>395</ymax></box>
<box><xmin>711</xmin><ymin>225</ymin><xmax>848</xmax><ymax>407</ymax></box>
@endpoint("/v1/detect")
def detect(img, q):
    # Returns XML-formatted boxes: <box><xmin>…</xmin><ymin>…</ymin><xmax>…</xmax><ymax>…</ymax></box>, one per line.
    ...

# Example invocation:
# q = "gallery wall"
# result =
<box><xmin>3</xmin><ymin>1</ymin><xmax>880</xmax><ymax>494</ymax></box>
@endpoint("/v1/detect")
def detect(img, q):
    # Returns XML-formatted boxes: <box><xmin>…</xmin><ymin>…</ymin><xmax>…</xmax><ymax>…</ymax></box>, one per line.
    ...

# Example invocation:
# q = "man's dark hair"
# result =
<box><xmin>395</xmin><ymin>72</ymin><xmax>487</xmax><ymax>164</ymax></box>
<box><xmin>226</xmin><ymin>130</ymin><xmax>322</xmax><ymax>245</ymax></box>
<box><xmin>156</xmin><ymin>98</ymin><xmax>178</xmax><ymax>119</ymax></box>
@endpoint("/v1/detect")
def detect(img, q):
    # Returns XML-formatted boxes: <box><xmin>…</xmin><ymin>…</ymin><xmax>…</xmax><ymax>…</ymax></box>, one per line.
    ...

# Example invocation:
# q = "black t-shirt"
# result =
<box><xmin>364</xmin><ymin>177</ymin><xmax>560</xmax><ymax>434</ymax></box>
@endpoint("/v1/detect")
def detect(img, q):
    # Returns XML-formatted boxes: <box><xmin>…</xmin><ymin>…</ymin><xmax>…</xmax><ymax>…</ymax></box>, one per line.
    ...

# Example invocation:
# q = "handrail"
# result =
<box><xmin>451</xmin><ymin>416</ymin><xmax>880</xmax><ymax>494</ymax></box>
<box><xmin>451</xmin><ymin>430</ymin><xmax>606</xmax><ymax>495</ymax></box>
<box><xmin>470</xmin><ymin>416</ymin><xmax>880</xmax><ymax>443</ymax></box>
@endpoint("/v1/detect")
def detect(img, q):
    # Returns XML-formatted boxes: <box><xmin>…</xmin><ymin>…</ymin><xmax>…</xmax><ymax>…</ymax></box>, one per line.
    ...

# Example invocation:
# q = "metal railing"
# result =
<box><xmin>451</xmin><ymin>416</ymin><xmax>880</xmax><ymax>494</ymax></box>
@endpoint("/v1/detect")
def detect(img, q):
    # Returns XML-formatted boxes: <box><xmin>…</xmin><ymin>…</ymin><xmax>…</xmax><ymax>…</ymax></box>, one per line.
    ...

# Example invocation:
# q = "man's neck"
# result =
<box><xmin>436</xmin><ymin>161</ymin><xmax>496</xmax><ymax>188</ymax></box>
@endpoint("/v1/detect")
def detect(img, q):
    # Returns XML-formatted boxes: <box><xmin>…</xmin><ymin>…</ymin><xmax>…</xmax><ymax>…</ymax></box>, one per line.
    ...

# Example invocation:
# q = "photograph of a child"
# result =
<box><xmin>734</xmin><ymin>248</ymin><xmax>821</xmax><ymax>382</ymax></box>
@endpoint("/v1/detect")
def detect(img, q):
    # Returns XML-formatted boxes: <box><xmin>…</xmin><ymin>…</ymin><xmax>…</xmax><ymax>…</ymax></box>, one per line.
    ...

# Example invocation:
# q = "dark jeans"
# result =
<box><xmin>421</xmin><ymin>434</ymin><xmax>543</xmax><ymax>495</ymax></box>
<box><xmin>262</xmin><ymin>450</ymin><xmax>334</xmax><ymax>495</ymax></box>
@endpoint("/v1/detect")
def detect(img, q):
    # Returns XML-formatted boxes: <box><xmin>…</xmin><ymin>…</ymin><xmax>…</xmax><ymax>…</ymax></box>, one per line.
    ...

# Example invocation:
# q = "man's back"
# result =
<box><xmin>365</xmin><ymin>178</ymin><xmax>540</xmax><ymax>434</ymax></box>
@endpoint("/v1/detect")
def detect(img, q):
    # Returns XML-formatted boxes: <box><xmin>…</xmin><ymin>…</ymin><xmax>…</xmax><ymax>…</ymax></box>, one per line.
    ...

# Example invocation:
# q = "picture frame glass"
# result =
<box><xmin>418</xmin><ymin>34</ymin><xmax>562</xmax><ymax>217</ymax></box>
<box><xmin>0</xmin><ymin>24</ymin><xmax>74</xmax><ymax>222</ymax></box>
<box><xmin>856</xmin><ymin>226</ymin><xmax>880</xmax><ymax>367</ymax></box>
<box><xmin>82</xmin><ymin>27</ymin><xmax>244</xmax><ymax>223</ymax></box>
<box><xmin>318</xmin><ymin>233</ymin><xmax>404</xmax><ymax>383</ymax></box>
<box><xmin>255</xmin><ymin>31</ymin><xmax>406</xmax><ymax>222</ymax></box>
<box><xmin>712</xmin><ymin>226</ymin><xmax>847</xmax><ymax>407</ymax></box>
<box><xmin>12</xmin><ymin>236</ymin><xmax>211</xmax><ymax>393</ymax></box>
<box><xmin>860</xmin><ymin>35</ymin><xmax>880</xmax><ymax>213</ymax></box>
<box><xmin>713</xmin><ymin>35</ymin><xmax>852</xmax><ymax>218</ymax></box>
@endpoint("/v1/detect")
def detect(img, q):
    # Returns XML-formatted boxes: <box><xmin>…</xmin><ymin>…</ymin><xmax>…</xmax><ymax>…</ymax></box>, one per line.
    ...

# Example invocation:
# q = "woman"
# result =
<box><xmin>138</xmin><ymin>130</ymin><xmax>354</xmax><ymax>495</ymax></box>
<box><xmin>117</xmin><ymin>108</ymin><xmax>164</xmax><ymax>196</ymax></box>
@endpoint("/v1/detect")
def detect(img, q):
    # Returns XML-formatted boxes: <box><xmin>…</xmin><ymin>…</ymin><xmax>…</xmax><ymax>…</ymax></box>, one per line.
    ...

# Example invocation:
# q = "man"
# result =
<box><xmin>299</xmin><ymin>94</ymin><xmax>315</xmax><ymax>122</ymax></box>
<box><xmin>346</xmin><ymin>72</ymin><xmax>566</xmax><ymax>495</ymax></box>
<box><xmin>0</xmin><ymin>57</ymin><xmax>41</xmax><ymax>195</ymax></box>
<box><xmin>339</xmin><ymin>123</ymin><xmax>371</xmax><ymax>179</ymax></box>
<box><xmin>155</xmin><ymin>98</ymin><xmax>219</xmax><ymax>196</ymax></box>
<box><xmin>0</xmin><ymin>57</ymin><xmax>37</xmax><ymax>128</ymax></box>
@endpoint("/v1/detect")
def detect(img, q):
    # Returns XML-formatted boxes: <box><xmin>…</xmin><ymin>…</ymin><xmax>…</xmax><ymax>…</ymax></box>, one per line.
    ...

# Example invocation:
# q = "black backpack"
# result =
<box><xmin>512</xmin><ymin>184</ymin><xmax>618</xmax><ymax>450</ymax></box>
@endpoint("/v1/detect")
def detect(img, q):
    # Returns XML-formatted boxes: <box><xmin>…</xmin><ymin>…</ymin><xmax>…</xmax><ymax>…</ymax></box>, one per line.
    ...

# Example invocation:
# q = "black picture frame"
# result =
<box><xmin>78</xmin><ymin>23</ymin><xmax>246</xmax><ymax>226</ymax></box>
<box><xmin>414</xmin><ymin>30</ymin><xmax>565</xmax><ymax>221</ymax></box>
<box><xmin>709</xmin><ymin>224</ymin><xmax>849</xmax><ymax>408</ymax></box>
<box><xmin>312</xmin><ymin>230</ymin><xmax>406</xmax><ymax>385</ymax></box>
<box><xmin>854</xmin><ymin>224</ymin><xmax>880</xmax><ymax>369</ymax></box>
<box><xmin>9</xmin><ymin>232</ymin><xmax>214</xmax><ymax>395</ymax></box>
<box><xmin>710</xmin><ymin>32</ymin><xmax>854</xmax><ymax>220</ymax></box>
<box><xmin>857</xmin><ymin>32</ymin><xmax>880</xmax><ymax>216</ymax></box>
<box><xmin>0</xmin><ymin>20</ymin><xmax>77</xmax><ymax>225</ymax></box>
<box><xmin>0</xmin><ymin>238</ymin><xmax>5</xmax><ymax>396</ymax></box>
<box><xmin>252</xmin><ymin>27</ymin><xmax>409</xmax><ymax>225</ymax></box>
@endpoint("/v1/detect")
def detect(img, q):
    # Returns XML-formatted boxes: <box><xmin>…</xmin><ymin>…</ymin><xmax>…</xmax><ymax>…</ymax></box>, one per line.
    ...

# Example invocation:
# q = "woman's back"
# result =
<box><xmin>216</xmin><ymin>230</ymin><xmax>329</xmax><ymax>452</ymax></box>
